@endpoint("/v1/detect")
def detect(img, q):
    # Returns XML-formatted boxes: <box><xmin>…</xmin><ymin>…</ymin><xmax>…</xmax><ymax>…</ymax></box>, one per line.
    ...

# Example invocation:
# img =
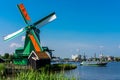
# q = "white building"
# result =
<box><xmin>72</xmin><ymin>54</ymin><xmax>81</xmax><ymax>61</ymax></box>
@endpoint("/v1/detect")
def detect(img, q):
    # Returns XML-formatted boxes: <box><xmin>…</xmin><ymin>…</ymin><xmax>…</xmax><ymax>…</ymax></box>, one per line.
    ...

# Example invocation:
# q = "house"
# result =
<box><xmin>28</xmin><ymin>51</ymin><xmax>51</xmax><ymax>69</ymax></box>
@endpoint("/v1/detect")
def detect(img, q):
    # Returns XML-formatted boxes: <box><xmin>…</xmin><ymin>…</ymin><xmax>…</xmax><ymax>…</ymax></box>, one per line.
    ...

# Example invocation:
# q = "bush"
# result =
<box><xmin>0</xmin><ymin>63</ymin><xmax>5</xmax><ymax>76</ymax></box>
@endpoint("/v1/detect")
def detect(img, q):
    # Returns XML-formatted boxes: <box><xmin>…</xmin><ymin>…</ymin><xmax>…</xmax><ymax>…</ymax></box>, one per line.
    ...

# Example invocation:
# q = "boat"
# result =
<box><xmin>80</xmin><ymin>61</ymin><xmax>107</xmax><ymax>66</ymax></box>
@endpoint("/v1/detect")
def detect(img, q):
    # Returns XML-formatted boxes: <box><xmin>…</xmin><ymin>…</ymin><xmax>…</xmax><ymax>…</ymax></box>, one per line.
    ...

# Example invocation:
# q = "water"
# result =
<box><xmin>64</xmin><ymin>62</ymin><xmax>120</xmax><ymax>80</ymax></box>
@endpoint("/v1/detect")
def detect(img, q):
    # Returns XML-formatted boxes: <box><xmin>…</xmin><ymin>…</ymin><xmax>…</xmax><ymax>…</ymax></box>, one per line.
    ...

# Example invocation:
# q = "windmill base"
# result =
<box><xmin>13</xmin><ymin>58</ymin><xmax>51</xmax><ymax>69</ymax></box>
<box><xmin>28</xmin><ymin>51</ymin><xmax>51</xmax><ymax>69</ymax></box>
<box><xmin>13</xmin><ymin>58</ymin><xmax>28</xmax><ymax>65</ymax></box>
<box><xmin>28</xmin><ymin>59</ymin><xmax>50</xmax><ymax>69</ymax></box>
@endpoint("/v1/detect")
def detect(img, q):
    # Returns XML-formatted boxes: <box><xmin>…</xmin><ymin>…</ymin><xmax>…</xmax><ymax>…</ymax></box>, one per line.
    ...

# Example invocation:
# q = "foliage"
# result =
<box><xmin>114</xmin><ymin>57</ymin><xmax>120</xmax><ymax>62</ymax></box>
<box><xmin>4</xmin><ymin>53</ymin><xmax>9</xmax><ymax>59</ymax></box>
<box><xmin>8</xmin><ymin>54</ymin><xmax>13</xmax><ymax>61</ymax></box>
<box><xmin>0</xmin><ymin>63</ymin><xmax>5</xmax><ymax>76</ymax></box>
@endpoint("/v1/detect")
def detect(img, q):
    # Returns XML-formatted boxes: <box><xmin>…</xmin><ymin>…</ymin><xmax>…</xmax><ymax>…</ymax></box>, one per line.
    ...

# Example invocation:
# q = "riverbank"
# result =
<box><xmin>0</xmin><ymin>63</ymin><xmax>77</xmax><ymax>80</ymax></box>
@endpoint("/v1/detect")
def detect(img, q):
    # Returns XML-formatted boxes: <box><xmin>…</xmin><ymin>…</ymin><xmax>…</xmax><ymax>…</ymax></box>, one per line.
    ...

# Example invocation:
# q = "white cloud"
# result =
<box><xmin>21</xmin><ymin>36</ymin><xmax>25</xmax><ymax>41</ymax></box>
<box><xmin>9</xmin><ymin>43</ymin><xmax>22</xmax><ymax>48</ymax></box>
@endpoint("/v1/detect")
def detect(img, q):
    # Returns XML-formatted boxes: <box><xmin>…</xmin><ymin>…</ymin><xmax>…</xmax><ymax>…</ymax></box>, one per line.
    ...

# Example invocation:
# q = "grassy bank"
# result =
<box><xmin>0</xmin><ymin>63</ymin><xmax>77</xmax><ymax>80</ymax></box>
<box><xmin>51</xmin><ymin>63</ymin><xmax>77</xmax><ymax>71</ymax></box>
<box><xmin>13</xmin><ymin>70</ymin><xmax>75</xmax><ymax>80</ymax></box>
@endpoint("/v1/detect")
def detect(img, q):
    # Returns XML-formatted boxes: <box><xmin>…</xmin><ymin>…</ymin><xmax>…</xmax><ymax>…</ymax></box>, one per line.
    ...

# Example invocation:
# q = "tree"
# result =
<box><xmin>4</xmin><ymin>53</ymin><xmax>9</xmax><ymax>59</ymax></box>
<box><xmin>9</xmin><ymin>54</ymin><xmax>13</xmax><ymax>61</ymax></box>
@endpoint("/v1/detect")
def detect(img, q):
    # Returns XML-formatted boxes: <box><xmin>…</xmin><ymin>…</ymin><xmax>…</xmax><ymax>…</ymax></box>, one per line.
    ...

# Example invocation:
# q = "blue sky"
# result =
<box><xmin>0</xmin><ymin>0</ymin><xmax>120</xmax><ymax>58</ymax></box>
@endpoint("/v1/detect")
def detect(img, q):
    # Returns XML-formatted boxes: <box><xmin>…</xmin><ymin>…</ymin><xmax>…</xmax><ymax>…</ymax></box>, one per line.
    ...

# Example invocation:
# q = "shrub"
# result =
<box><xmin>0</xmin><ymin>63</ymin><xmax>5</xmax><ymax>76</ymax></box>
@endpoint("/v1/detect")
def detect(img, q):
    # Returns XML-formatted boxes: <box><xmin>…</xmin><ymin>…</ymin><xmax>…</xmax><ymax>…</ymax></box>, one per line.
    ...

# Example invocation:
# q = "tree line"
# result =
<box><xmin>0</xmin><ymin>53</ymin><xmax>13</xmax><ymax>62</ymax></box>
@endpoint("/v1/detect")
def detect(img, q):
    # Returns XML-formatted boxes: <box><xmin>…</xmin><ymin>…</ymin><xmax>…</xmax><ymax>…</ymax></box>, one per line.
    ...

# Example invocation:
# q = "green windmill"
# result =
<box><xmin>4</xmin><ymin>4</ymin><xmax>56</xmax><ymax>66</ymax></box>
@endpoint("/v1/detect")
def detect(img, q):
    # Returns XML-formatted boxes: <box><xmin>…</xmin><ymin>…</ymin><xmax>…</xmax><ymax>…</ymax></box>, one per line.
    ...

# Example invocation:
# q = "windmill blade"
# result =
<box><xmin>33</xmin><ymin>12</ymin><xmax>56</xmax><ymax>28</ymax></box>
<box><xmin>17</xmin><ymin>4</ymin><xmax>31</xmax><ymax>25</ymax></box>
<box><xmin>4</xmin><ymin>28</ymin><xmax>26</xmax><ymax>41</ymax></box>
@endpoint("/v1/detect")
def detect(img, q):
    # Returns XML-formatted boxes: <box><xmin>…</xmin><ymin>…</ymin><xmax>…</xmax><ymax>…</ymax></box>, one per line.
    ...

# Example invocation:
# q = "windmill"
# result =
<box><xmin>4</xmin><ymin>3</ymin><xmax>56</xmax><ymax>66</ymax></box>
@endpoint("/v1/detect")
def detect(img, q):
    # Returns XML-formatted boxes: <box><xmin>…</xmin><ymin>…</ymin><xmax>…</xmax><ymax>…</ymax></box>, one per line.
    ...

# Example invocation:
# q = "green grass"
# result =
<box><xmin>2</xmin><ymin>70</ymin><xmax>76</xmax><ymax>80</ymax></box>
<box><xmin>0</xmin><ymin>63</ymin><xmax>77</xmax><ymax>80</ymax></box>
<box><xmin>17</xmin><ymin>70</ymin><xmax>74</xmax><ymax>80</ymax></box>
<box><xmin>0</xmin><ymin>63</ymin><xmax>5</xmax><ymax>75</ymax></box>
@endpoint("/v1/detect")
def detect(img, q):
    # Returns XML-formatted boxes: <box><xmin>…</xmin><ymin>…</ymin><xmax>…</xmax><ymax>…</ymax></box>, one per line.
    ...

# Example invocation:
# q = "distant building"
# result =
<box><xmin>72</xmin><ymin>54</ymin><xmax>81</xmax><ymax>61</ymax></box>
<box><xmin>107</xmin><ymin>56</ymin><xmax>114</xmax><ymax>61</ymax></box>
<box><xmin>99</xmin><ymin>54</ymin><xmax>108</xmax><ymax>61</ymax></box>
<box><xmin>83</xmin><ymin>53</ymin><xmax>87</xmax><ymax>61</ymax></box>
<box><xmin>99</xmin><ymin>53</ymin><xmax>104</xmax><ymax>58</ymax></box>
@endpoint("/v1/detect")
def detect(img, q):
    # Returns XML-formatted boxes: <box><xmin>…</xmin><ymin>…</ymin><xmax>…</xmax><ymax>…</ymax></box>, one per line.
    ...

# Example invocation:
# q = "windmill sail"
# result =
<box><xmin>17</xmin><ymin>4</ymin><xmax>31</xmax><ymax>24</ymax></box>
<box><xmin>4</xmin><ymin>28</ymin><xmax>25</xmax><ymax>41</ymax></box>
<box><xmin>33</xmin><ymin>12</ymin><xmax>56</xmax><ymax>28</ymax></box>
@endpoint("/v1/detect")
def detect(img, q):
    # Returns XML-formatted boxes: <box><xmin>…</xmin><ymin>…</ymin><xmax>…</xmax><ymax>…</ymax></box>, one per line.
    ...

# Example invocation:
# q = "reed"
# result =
<box><xmin>14</xmin><ymin>69</ymin><xmax>76</xmax><ymax>80</ymax></box>
<box><xmin>0</xmin><ymin>63</ymin><xmax>77</xmax><ymax>80</ymax></box>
